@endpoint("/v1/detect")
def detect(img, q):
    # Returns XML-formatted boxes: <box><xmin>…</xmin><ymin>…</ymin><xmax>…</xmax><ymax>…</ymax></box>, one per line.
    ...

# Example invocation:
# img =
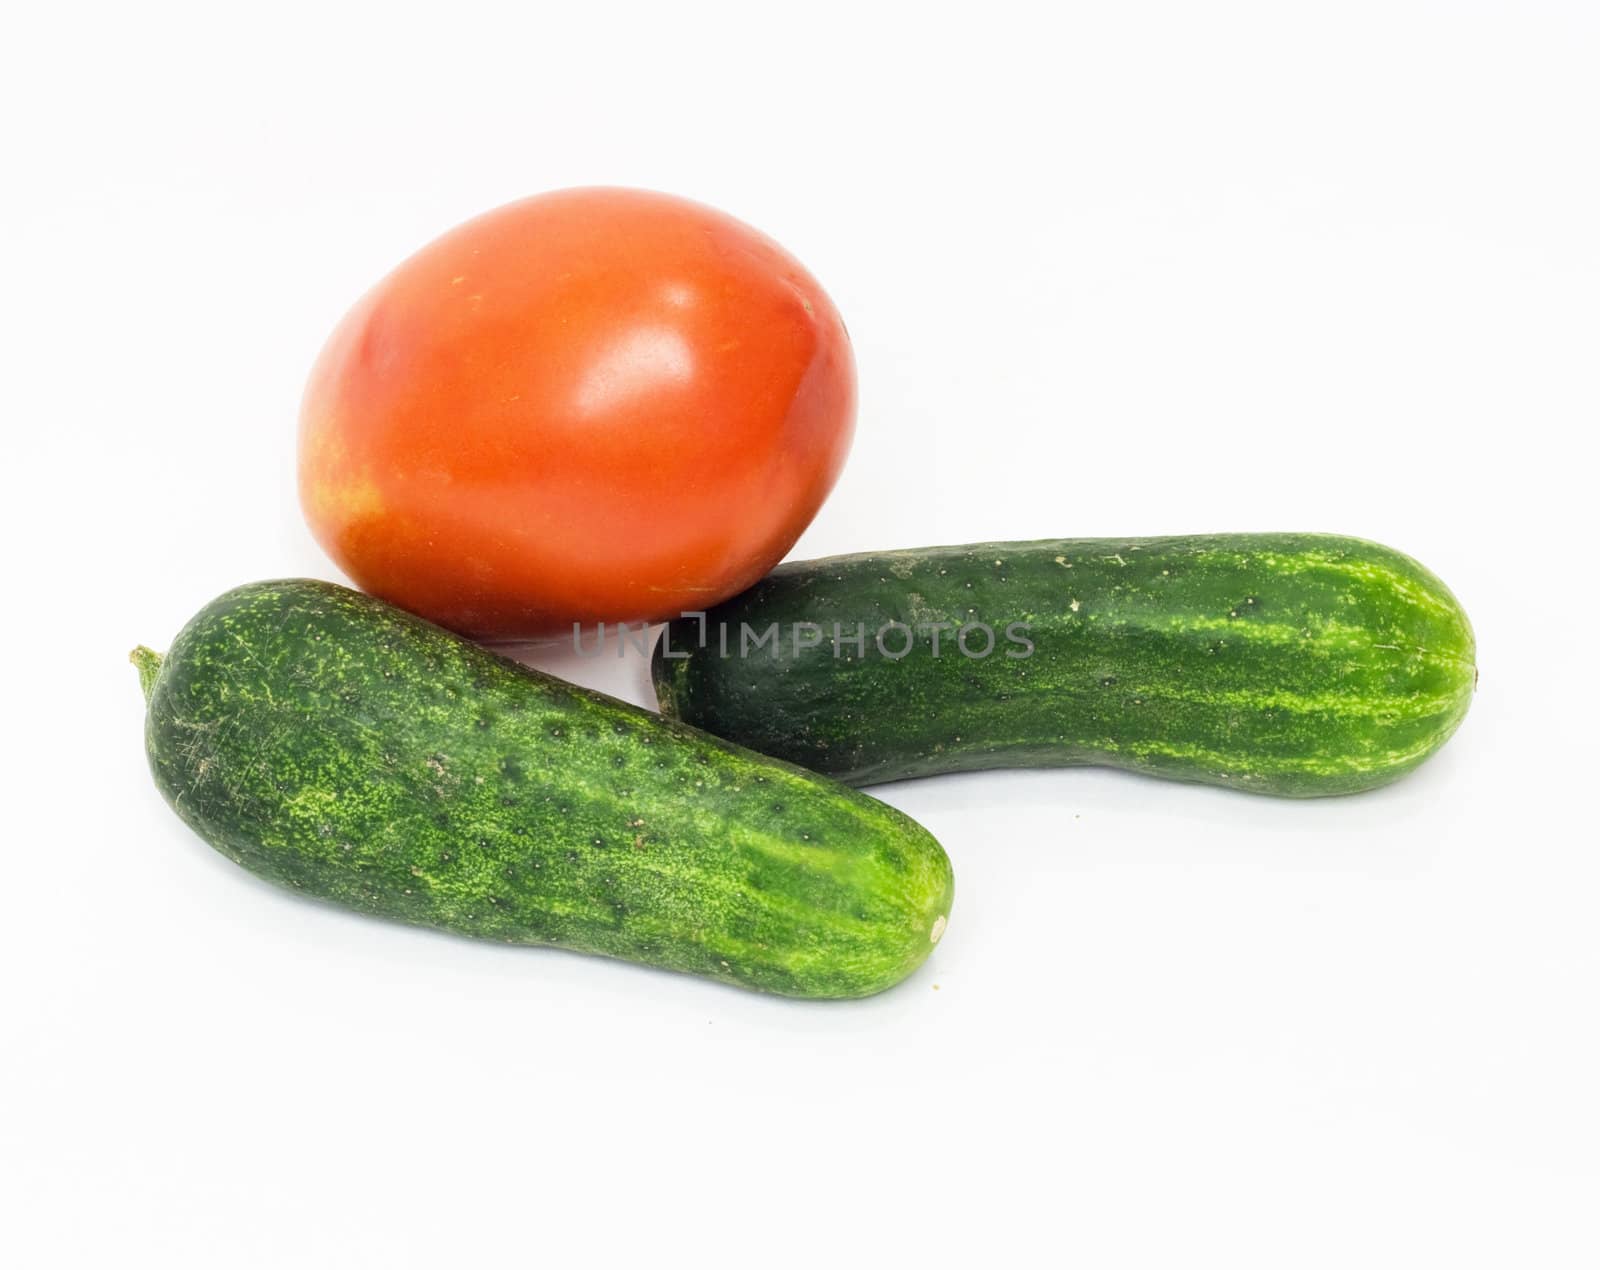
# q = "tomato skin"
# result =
<box><xmin>299</xmin><ymin>187</ymin><xmax>856</xmax><ymax>639</ymax></box>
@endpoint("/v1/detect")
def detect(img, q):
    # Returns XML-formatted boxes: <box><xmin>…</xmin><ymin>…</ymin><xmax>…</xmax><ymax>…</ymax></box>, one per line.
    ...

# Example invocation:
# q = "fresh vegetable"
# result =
<box><xmin>299</xmin><ymin>187</ymin><xmax>856</xmax><ymax>639</ymax></box>
<box><xmin>133</xmin><ymin>580</ymin><xmax>951</xmax><ymax>998</ymax></box>
<box><xmin>652</xmin><ymin>533</ymin><xmax>1476</xmax><ymax>796</ymax></box>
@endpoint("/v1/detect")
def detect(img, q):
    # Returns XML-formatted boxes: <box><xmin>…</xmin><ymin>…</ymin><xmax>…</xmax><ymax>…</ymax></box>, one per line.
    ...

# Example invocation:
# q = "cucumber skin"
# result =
<box><xmin>651</xmin><ymin>534</ymin><xmax>1476</xmax><ymax>797</ymax></box>
<box><xmin>137</xmin><ymin>580</ymin><xmax>952</xmax><ymax>999</ymax></box>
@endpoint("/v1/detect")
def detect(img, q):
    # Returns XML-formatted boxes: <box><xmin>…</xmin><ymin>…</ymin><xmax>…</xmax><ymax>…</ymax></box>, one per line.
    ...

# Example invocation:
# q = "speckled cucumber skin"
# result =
<box><xmin>135</xmin><ymin>580</ymin><xmax>952</xmax><ymax>998</ymax></box>
<box><xmin>652</xmin><ymin>534</ymin><xmax>1476</xmax><ymax>796</ymax></box>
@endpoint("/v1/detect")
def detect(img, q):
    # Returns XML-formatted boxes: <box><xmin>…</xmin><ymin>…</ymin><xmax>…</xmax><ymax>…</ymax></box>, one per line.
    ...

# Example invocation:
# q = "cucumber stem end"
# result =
<box><xmin>130</xmin><ymin>646</ymin><xmax>164</xmax><ymax>703</ymax></box>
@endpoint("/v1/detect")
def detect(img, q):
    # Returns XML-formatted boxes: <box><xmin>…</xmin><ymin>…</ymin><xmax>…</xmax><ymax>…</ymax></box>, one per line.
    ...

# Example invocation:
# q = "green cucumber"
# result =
<box><xmin>651</xmin><ymin>533</ymin><xmax>1476</xmax><ymax>797</ymax></box>
<box><xmin>134</xmin><ymin>580</ymin><xmax>952</xmax><ymax>998</ymax></box>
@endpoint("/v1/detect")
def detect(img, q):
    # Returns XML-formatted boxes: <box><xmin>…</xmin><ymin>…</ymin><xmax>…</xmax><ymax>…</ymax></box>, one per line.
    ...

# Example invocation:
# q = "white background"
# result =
<box><xmin>5</xmin><ymin>2</ymin><xmax>1597</xmax><ymax>1265</ymax></box>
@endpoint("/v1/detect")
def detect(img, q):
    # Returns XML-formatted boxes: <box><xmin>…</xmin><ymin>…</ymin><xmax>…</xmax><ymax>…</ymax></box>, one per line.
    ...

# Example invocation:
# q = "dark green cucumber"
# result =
<box><xmin>134</xmin><ymin>580</ymin><xmax>952</xmax><ymax>998</ymax></box>
<box><xmin>652</xmin><ymin>534</ymin><xmax>1476</xmax><ymax>797</ymax></box>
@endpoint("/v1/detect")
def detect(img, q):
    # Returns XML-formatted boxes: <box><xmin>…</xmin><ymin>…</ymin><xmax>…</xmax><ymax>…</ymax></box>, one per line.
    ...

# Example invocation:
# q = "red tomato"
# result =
<box><xmin>299</xmin><ymin>187</ymin><xmax>856</xmax><ymax>639</ymax></box>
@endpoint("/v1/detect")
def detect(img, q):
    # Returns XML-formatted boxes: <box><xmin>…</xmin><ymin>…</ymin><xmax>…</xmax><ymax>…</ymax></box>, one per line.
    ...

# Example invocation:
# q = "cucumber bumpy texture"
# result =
<box><xmin>134</xmin><ymin>580</ymin><xmax>953</xmax><ymax>998</ymax></box>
